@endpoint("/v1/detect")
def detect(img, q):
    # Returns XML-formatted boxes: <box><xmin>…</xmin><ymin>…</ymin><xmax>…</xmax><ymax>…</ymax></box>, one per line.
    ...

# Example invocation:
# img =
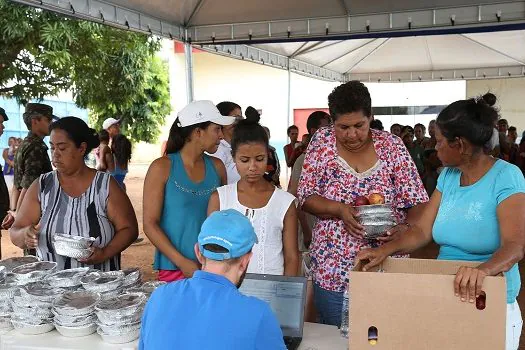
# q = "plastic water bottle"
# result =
<box><xmin>340</xmin><ymin>285</ymin><xmax>349</xmax><ymax>338</ymax></box>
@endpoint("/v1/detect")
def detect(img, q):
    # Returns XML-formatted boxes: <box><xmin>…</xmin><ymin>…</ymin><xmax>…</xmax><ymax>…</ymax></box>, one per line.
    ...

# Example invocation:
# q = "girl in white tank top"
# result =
<box><xmin>208</xmin><ymin>114</ymin><xmax>300</xmax><ymax>276</ymax></box>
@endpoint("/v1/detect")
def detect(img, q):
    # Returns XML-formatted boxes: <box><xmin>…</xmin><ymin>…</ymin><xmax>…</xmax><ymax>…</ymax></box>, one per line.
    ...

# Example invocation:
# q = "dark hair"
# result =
<box><xmin>287</xmin><ymin>125</ymin><xmax>299</xmax><ymax>135</ymax></box>
<box><xmin>245</xmin><ymin>106</ymin><xmax>260</xmax><ymax>122</ymax></box>
<box><xmin>328</xmin><ymin>81</ymin><xmax>372</xmax><ymax>121</ymax></box>
<box><xmin>401</xmin><ymin>125</ymin><xmax>414</xmax><ymax>134</ymax></box>
<box><xmin>509</xmin><ymin>126</ymin><xmax>517</xmax><ymax>132</ymax></box>
<box><xmin>99</xmin><ymin>129</ymin><xmax>110</xmax><ymax>144</ymax></box>
<box><xmin>112</xmin><ymin>134</ymin><xmax>132</xmax><ymax>168</ymax></box>
<box><xmin>370</xmin><ymin>119</ymin><xmax>384</xmax><ymax>131</ymax></box>
<box><xmin>306</xmin><ymin>111</ymin><xmax>330</xmax><ymax>134</ymax></box>
<box><xmin>436</xmin><ymin>92</ymin><xmax>499</xmax><ymax>148</ymax></box>
<box><xmin>165</xmin><ymin>119</ymin><xmax>212</xmax><ymax>154</ymax></box>
<box><xmin>498</xmin><ymin>119</ymin><xmax>508</xmax><ymax>126</ymax></box>
<box><xmin>414</xmin><ymin>123</ymin><xmax>426</xmax><ymax>131</ymax></box>
<box><xmin>391</xmin><ymin>123</ymin><xmax>401</xmax><ymax>129</ymax></box>
<box><xmin>216</xmin><ymin>101</ymin><xmax>241</xmax><ymax>116</ymax></box>
<box><xmin>231</xmin><ymin>113</ymin><xmax>269</xmax><ymax>157</ymax></box>
<box><xmin>49</xmin><ymin>117</ymin><xmax>100</xmax><ymax>157</ymax></box>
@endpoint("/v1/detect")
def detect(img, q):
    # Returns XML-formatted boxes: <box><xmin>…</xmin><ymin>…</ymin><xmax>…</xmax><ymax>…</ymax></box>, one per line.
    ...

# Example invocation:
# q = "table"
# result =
<box><xmin>0</xmin><ymin>322</ymin><xmax>348</xmax><ymax>350</ymax></box>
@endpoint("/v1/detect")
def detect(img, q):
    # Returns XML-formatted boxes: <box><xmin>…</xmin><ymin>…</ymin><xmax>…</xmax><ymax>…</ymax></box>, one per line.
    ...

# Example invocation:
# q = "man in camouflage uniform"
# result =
<box><xmin>11</xmin><ymin>104</ymin><xmax>56</xmax><ymax>254</ymax></box>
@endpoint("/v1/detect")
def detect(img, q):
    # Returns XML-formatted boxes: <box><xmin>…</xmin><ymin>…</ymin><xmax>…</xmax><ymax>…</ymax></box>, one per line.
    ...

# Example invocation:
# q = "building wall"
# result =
<box><xmin>466</xmin><ymin>77</ymin><xmax>525</xmax><ymax>133</ymax></box>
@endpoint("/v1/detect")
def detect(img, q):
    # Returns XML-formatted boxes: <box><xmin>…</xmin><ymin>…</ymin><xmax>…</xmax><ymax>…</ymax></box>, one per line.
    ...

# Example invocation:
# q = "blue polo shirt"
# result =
<box><xmin>139</xmin><ymin>271</ymin><xmax>286</xmax><ymax>350</ymax></box>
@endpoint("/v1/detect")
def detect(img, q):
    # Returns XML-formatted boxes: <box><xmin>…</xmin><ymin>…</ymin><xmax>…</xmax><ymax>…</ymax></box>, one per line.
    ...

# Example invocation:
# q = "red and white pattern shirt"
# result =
<box><xmin>297</xmin><ymin>127</ymin><xmax>429</xmax><ymax>292</ymax></box>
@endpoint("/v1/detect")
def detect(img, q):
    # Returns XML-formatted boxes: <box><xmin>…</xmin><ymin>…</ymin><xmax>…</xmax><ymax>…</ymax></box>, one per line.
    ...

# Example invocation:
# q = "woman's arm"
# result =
<box><xmin>211</xmin><ymin>157</ymin><xmax>227</xmax><ymax>186</ymax></box>
<box><xmin>9</xmin><ymin>180</ymin><xmax>41</xmax><ymax>249</ymax></box>
<box><xmin>282</xmin><ymin>202</ymin><xmax>300</xmax><ymax>276</ymax></box>
<box><xmin>356</xmin><ymin>190</ymin><xmax>442</xmax><ymax>270</ymax></box>
<box><xmin>207</xmin><ymin>191</ymin><xmax>220</xmax><ymax>216</ymax></box>
<box><xmin>83</xmin><ymin>177</ymin><xmax>139</xmax><ymax>265</ymax></box>
<box><xmin>143</xmin><ymin>157</ymin><xmax>199</xmax><ymax>277</ymax></box>
<box><xmin>103</xmin><ymin>147</ymin><xmax>115</xmax><ymax>173</ymax></box>
<box><xmin>283</xmin><ymin>145</ymin><xmax>292</xmax><ymax>167</ymax></box>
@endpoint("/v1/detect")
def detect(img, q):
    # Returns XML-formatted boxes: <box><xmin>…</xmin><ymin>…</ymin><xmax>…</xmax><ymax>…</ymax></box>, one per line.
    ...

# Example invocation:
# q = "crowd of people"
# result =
<box><xmin>0</xmin><ymin>79</ymin><xmax>524</xmax><ymax>349</ymax></box>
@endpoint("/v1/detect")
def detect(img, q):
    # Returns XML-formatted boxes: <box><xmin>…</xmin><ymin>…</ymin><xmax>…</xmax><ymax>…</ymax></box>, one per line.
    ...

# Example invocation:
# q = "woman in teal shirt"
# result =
<box><xmin>143</xmin><ymin>101</ymin><xmax>232</xmax><ymax>282</ymax></box>
<box><xmin>357</xmin><ymin>93</ymin><xmax>525</xmax><ymax>350</ymax></box>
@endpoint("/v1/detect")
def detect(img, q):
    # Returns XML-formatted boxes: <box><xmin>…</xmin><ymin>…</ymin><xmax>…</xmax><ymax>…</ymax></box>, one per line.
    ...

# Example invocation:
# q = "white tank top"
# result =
<box><xmin>217</xmin><ymin>183</ymin><xmax>296</xmax><ymax>275</ymax></box>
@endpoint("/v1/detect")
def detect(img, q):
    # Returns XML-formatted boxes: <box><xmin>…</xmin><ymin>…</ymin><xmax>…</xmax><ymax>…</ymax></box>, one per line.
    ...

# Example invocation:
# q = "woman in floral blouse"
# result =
<box><xmin>297</xmin><ymin>81</ymin><xmax>429</xmax><ymax>326</ymax></box>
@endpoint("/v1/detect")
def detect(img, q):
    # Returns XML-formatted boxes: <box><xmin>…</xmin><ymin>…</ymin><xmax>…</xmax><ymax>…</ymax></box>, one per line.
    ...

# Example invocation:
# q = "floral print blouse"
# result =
<box><xmin>297</xmin><ymin>127</ymin><xmax>429</xmax><ymax>292</ymax></box>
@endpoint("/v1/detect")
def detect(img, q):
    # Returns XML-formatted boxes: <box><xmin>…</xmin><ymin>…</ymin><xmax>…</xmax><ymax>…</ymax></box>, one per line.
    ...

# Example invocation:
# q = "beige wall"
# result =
<box><xmin>467</xmin><ymin>77</ymin><xmax>525</xmax><ymax>133</ymax></box>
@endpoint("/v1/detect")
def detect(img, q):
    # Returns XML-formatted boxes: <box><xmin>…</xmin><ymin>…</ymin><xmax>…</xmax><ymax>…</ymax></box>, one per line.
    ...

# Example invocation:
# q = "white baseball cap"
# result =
<box><xmin>102</xmin><ymin>117</ymin><xmax>121</xmax><ymax>130</ymax></box>
<box><xmin>177</xmin><ymin>100</ymin><xmax>234</xmax><ymax>128</ymax></box>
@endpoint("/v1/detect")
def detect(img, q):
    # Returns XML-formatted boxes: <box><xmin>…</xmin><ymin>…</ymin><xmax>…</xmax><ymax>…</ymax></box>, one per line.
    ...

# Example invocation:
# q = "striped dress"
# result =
<box><xmin>37</xmin><ymin>171</ymin><xmax>119</xmax><ymax>271</ymax></box>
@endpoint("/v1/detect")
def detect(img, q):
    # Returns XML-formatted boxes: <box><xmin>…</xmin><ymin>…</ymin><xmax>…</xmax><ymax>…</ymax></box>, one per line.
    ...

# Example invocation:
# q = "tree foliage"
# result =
<box><xmin>0</xmin><ymin>0</ymin><xmax>171</xmax><ymax>143</ymax></box>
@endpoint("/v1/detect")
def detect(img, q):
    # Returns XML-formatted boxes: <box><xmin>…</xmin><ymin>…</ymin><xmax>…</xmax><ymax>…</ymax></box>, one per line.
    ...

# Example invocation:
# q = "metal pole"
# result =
<box><xmin>285</xmin><ymin>67</ymin><xmax>292</xmax><ymax>184</ymax></box>
<box><xmin>184</xmin><ymin>33</ymin><xmax>195</xmax><ymax>103</ymax></box>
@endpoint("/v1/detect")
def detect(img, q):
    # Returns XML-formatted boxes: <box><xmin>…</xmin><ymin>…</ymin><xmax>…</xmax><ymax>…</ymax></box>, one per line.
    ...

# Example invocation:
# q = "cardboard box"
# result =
<box><xmin>349</xmin><ymin>257</ymin><xmax>506</xmax><ymax>349</ymax></box>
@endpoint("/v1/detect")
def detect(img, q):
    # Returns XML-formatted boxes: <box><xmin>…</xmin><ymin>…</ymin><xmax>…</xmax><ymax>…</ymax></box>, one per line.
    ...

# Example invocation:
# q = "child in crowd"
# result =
<box><xmin>207</xmin><ymin>115</ymin><xmax>300</xmax><ymax>276</ymax></box>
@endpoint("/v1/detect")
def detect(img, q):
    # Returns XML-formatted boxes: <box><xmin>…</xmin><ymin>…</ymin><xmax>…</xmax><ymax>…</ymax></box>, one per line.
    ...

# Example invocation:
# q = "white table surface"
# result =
<box><xmin>0</xmin><ymin>322</ymin><xmax>348</xmax><ymax>350</ymax></box>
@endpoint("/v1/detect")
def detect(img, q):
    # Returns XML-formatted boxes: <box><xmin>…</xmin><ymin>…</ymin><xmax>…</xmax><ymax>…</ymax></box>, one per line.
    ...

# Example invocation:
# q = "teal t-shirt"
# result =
<box><xmin>432</xmin><ymin>160</ymin><xmax>525</xmax><ymax>303</ymax></box>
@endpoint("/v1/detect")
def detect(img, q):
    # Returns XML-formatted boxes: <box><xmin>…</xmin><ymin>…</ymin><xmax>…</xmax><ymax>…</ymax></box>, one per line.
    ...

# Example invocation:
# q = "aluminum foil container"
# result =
<box><xmin>12</xmin><ymin>320</ymin><xmax>54</xmax><ymax>335</ymax></box>
<box><xmin>96</xmin><ymin>307</ymin><xmax>143</xmax><ymax>326</ymax></box>
<box><xmin>52</xmin><ymin>291</ymin><xmax>100</xmax><ymax>316</ymax></box>
<box><xmin>0</xmin><ymin>304</ymin><xmax>12</xmax><ymax>316</ymax></box>
<box><xmin>0</xmin><ymin>315</ymin><xmax>11</xmax><ymax>328</ymax></box>
<box><xmin>21</xmin><ymin>281</ymin><xmax>64</xmax><ymax>302</ymax></box>
<box><xmin>99</xmin><ymin>287</ymin><xmax>125</xmax><ymax>301</ymax></box>
<box><xmin>0</xmin><ymin>256</ymin><xmax>39</xmax><ymax>273</ymax></box>
<box><xmin>354</xmin><ymin>204</ymin><xmax>393</xmax><ymax>216</ymax></box>
<box><xmin>97</xmin><ymin>326</ymin><xmax>140</xmax><ymax>344</ymax></box>
<box><xmin>55</xmin><ymin>322</ymin><xmax>97</xmax><ymax>337</ymax></box>
<box><xmin>362</xmin><ymin>221</ymin><xmax>396</xmax><ymax>239</ymax></box>
<box><xmin>46</xmin><ymin>267</ymin><xmax>90</xmax><ymax>288</ymax></box>
<box><xmin>0</xmin><ymin>266</ymin><xmax>7</xmax><ymax>282</ymax></box>
<box><xmin>11</xmin><ymin>261</ymin><xmax>57</xmax><ymax>283</ymax></box>
<box><xmin>97</xmin><ymin>320</ymin><xmax>141</xmax><ymax>336</ymax></box>
<box><xmin>53</xmin><ymin>242</ymin><xmax>93</xmax><ymax>260</ymax></box>
<box><xmin>12</xmin><ymin>304</ymin><xmax>53</xmax><ymax>319</ymax></box>
<box><xmin>81</xmin><ymin>271</ymin><xmax>124</xmax><ymax>293</ymax></box>
<box><xmin>53</xmin><ymin>234</ymin><xmax>95</xmax><ymax>249</ymax></box>
<box><xmin>95</xmin><ymin>293</ymin><xmax>145</xmax><ymax>314</ymax></box>
<box><xmin>122</xmin><ymin>268</ymin><xmax>142</xmax><ymax>287</ymax></box>
<box><xmin>141</xmin><ymin>281</ymin><xmax>166</xmax><ymax>295</ymax></box>
<box><xmin>0</xmin><ymin>282</ymin><xmax>19</xmax><ymax>299</ymax></box>
<box><xmin>53</xmin><ymin>312</ymin><xmax>97</xmax><ymax>327</ymax></box>
<box><xmin>11</xmin><ymin>314</ymin><xmax>53</xmax><ymax>326</ymax></box>
<box><xmin>12</xmin><ymin>293</ymin><xmax>52</xmax><ymax>309</ymax></box>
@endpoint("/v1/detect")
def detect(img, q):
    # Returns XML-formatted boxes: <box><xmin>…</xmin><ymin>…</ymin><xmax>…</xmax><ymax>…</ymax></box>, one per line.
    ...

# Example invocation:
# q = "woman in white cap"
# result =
<box><xmin>143</xmin><ymin>101</ymin><xmax>232</xmax><ymax>282</ymax></box>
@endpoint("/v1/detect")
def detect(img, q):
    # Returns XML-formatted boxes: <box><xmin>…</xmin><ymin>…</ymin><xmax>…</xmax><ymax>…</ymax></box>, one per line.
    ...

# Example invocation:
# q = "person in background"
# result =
<box><xmin>111</xmin><ymin>134</ymin><xmax>132</xmax><ymax>191</ymax></box>
<box><xmin>414</xmin><ymin>123</ymin><xmax>430</xmax><ymax>148</ymax></box>
<box><xmin>10</xmin><ymin>117</ymin><xmax>138</xmax><ymax>271</ymax></box>
<box><xmin>143</xmin><ymin>101</ymin><xmax>230</xmax><ymax>283</ymax></box>
<box><xmin>209</xmin><ymin>101</ymin><xmax>243</xmax><ymax>184</ymax></box>
<box><xmin>498</xmin><ymin>118</ymin><xmax>509</xmax><ymax>134</ymax></box>
<box><xmin>103</xmin><ymin>117</ymin><xmax>121</xmax><ymax>140</ymax></box>
<box><xmin>283</xmin><ymin>125</ymin><xmax>299</xmax><ymax>168</ymax></box>
<box><xmin>507</xmin><ymin>126</ymin><xmax>520</xmax><ymax>167</ymax></box>
<box><xmin>422</xmin><ymin>149</ymin><xmax>441</xmax><ymax>196</ymax></box>
<box><xmin>402</xmin><ymin>127</ymin><xmax>425</xmax><ymax>176</ymax></box>
<box><xmin>297</xmin><ymin>81</ymin><xmax>428</xmax><ymax>326</ymax></box>
<box><xmin>422</xmin><ymin>120</ymin><xmax>437</xmax><ymax>150</ymax></box>
<box><xmin>508</xmin><ymin>126</ymin><xmax>518</xmax><ymax>145</ymax></box>
<box><xmin>96</xmin><ymin>130</ymin><xmax>114</xmax><ymax>172</ymax></box>
<box><xmin>390</xmin><ymin>123</ymin><xmax>402</xmax><ymax>136</ymax></box>
<box><xmin>139</xmin><ymin>210</ymin><xmax>285</xmax><ymax>350</ymax></box>
<box><xmin>288</xmin><ymin>110</ymin><xmax>330</xmax><ymax>323</ymax></box>
<box><xmin>370</xmin><ymin>119</ymin><xmax>384</xmax><ymax>131</ymax></box>
<box><xmin>262</xmin><ymin>125</ymin><xmax>281</xmax><ymax>188</ymax></box>
<box><xmin>208</xmin><ymin>116</ymin><xmax>299</xmax><ymax>276</ymax></box>
<box><xmin>5</xmin><ymin>104</ymin><xmax>56</xmax><ymax>235</ymax></box>
<box><xmin>3</xmin><ymin>137</ymin><xmax>16</xmax><ymax>192</ymax></box>
<box><xmin>357</xmin><ymin>93</ymin><xmax>525</xmax><ymax>350</ymax></box>
<box><xmin>0</xmin><ymin>109</ymin><xmax>11</xmax><ymax>257</ymax></box>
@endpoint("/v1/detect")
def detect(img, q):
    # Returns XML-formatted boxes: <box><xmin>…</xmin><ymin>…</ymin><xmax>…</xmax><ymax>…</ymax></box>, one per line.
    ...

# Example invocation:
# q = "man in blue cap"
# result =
<box><xmin>139</xmin><ymin>209</ymin><xmax>285</xmax><ymax>350</ymax></box>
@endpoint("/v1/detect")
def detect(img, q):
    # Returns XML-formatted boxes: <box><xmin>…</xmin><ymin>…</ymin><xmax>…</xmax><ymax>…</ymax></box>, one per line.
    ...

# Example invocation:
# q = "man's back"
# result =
<box><xmin>139</xmin><ymin>271</ymin><xmax>285</xmax><ymax>350</ymax></box>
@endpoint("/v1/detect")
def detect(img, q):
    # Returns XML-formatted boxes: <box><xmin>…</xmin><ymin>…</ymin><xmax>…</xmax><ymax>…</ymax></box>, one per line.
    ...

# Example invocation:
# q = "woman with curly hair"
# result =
<box><xmin>111</xmin><ymin>134</ymin><xmax>132</xmax><ymax>191</ymax></box>
<box><xmin>297</xmin><ymin>81</ymin><xmax>429</xmax><ymax>326</ymax></box>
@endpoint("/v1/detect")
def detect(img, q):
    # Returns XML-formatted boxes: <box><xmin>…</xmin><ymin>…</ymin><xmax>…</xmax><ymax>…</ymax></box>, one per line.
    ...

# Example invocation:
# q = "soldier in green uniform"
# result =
<box><xmin>8</xmin><ymin>104</ymin><xmax>56</xmax><ymax>254</ymax></box>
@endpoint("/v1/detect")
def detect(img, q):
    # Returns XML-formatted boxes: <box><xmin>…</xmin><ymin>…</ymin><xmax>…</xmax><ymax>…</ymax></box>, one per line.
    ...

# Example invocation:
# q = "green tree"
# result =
<box><xmin>0</xmin><ymin>0</ymin><xmax>171</xmax><ymax>143</ymax></box>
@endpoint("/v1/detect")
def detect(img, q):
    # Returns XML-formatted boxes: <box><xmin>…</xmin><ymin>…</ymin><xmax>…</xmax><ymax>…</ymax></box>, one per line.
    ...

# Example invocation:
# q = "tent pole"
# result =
<box><xmin>286</xmin><ymin>67</ymin><xmax>292</xmax><ymax>184</ymax></box>
<box><xmin>184</xmin><ymin>36</ymin><xmax>195</xmax><ymax>103</ymax></box>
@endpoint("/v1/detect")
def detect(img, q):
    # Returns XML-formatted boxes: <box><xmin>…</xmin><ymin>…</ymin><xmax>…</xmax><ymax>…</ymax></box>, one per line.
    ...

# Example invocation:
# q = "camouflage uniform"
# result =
<box><xmin>13</xmin><ymin>132</ymin><xmax>52</xmax><ymax>190</ymax></box>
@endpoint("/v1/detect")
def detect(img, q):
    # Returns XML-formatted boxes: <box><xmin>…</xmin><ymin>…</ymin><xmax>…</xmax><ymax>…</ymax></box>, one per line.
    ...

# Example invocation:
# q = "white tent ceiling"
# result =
<box><xmin>10</xmin><ymin>0</ymin><xmax>525</xmax><ymax>82</ymax></box>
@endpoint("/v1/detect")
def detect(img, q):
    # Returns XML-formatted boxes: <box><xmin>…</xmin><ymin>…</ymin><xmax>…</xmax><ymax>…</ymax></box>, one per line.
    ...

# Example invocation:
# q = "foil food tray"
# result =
<box><xmin>0</xmin><ymin>256</ymin><xmax>39</xmax><ymax>273</ymax></box>
<box><xmin>46</xmin><ymin>267</ymin><xmax>90</xmax><ymax>288</ymax></box>
<box><xmin>52</xmin><ymin>291</ymin><xmax>100</xmax><ymax>316</ymax></box>
<box><xmin>53</xmin><ymin>234</ymin><xmax>96</xmax><ymax>249</ymax></box>
<box><xmin>55</xmin><ymin>322</ymin><xmax>97</xmax><ymax>337</ymax></box>
<box><xmin>53</xmin><ymin>242</ymin><xmax>93</xmax><ymax>260</ymax></box>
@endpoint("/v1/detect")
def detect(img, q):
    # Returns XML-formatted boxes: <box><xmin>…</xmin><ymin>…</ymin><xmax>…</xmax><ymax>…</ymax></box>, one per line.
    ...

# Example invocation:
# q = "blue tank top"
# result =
<box><xmin>154</xmin><ymin>152</ymin><xmax>220</xmax><ymax>271</ymax></box>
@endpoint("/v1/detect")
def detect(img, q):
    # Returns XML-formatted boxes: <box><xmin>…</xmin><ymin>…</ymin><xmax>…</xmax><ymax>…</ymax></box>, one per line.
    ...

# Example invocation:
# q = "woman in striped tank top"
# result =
<box><xmin>10</xmin><ymin>117</ymin><xmax>138</xmax><ymax>271</ymax></box>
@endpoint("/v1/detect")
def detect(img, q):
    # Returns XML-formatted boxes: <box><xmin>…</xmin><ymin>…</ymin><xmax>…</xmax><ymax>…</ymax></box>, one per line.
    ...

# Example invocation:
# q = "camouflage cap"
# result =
<box><xmin>0</xmin><ymin>107</ymin><xmax>8</xmax><ymax>121</ymax></box>
<box><xmin>23</xmin><ymin>103</ymin><xmax>58</xmax><ymax>125</ymax></box>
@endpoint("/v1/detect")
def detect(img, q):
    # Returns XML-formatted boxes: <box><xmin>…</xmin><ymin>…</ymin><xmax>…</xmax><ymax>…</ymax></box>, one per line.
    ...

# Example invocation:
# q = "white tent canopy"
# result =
<box><xmin>11</xmin><ymin>0</ymin><xmax>525</xmax><ymax>83</ymax></box>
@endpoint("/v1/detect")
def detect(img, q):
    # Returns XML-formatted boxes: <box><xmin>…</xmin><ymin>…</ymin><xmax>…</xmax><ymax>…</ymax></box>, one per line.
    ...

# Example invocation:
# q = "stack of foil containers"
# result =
<box><xmin>96</xmin><ymin>293</ymin><xmax>146</xmax><ymax>344</ymax></box>
<box><xmin>52</xmin><ymin>290</ymin><xmax>100</xmax><ymax>337</ymax></box>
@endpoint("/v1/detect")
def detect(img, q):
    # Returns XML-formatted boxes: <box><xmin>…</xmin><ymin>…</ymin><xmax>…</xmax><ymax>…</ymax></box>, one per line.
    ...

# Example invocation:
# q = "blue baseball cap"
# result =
<box><xmin>198</xmin><ymin>209</ymin><xmax>258</xmax><ymax>261</ymax></box>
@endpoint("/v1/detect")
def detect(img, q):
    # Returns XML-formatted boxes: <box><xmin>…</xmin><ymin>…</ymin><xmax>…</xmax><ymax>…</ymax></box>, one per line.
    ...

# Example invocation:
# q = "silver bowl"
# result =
<box><xmin>53</xmin><ymin>234</ymin><xmax>96</xmax><ymax>249</ymax></box>
<box><xmin>46</xmin><ymin>267</ymin><xmax>90</xmax><ymax>288</ymax></box>
<box><xmin>11</xmin><ymin>261</ymin><xmax>57</xmax><ymax>283</ymax></box>
<box><xmin>53</xmin><ymin>242</ymin><xmax>93</xmax><ymax>260</ymax></box>
<box><xmin>0</xmin><ymin>256</ymin><xmax>39</xmax><ymax>273</ymax></box>
<box><xmin>362</xmin><ymin>221</ymin><xmax>396</xmax><ymax>239</ymax></box>
<box><xmin>80</xmin><ymin>271</ymin><xmax>125</xmax><ymax>293</ymax></box>
<box><xmin>354</xmin><ymin>204</ymin><xmax>393</xmax><ymax>216</ymax></box>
